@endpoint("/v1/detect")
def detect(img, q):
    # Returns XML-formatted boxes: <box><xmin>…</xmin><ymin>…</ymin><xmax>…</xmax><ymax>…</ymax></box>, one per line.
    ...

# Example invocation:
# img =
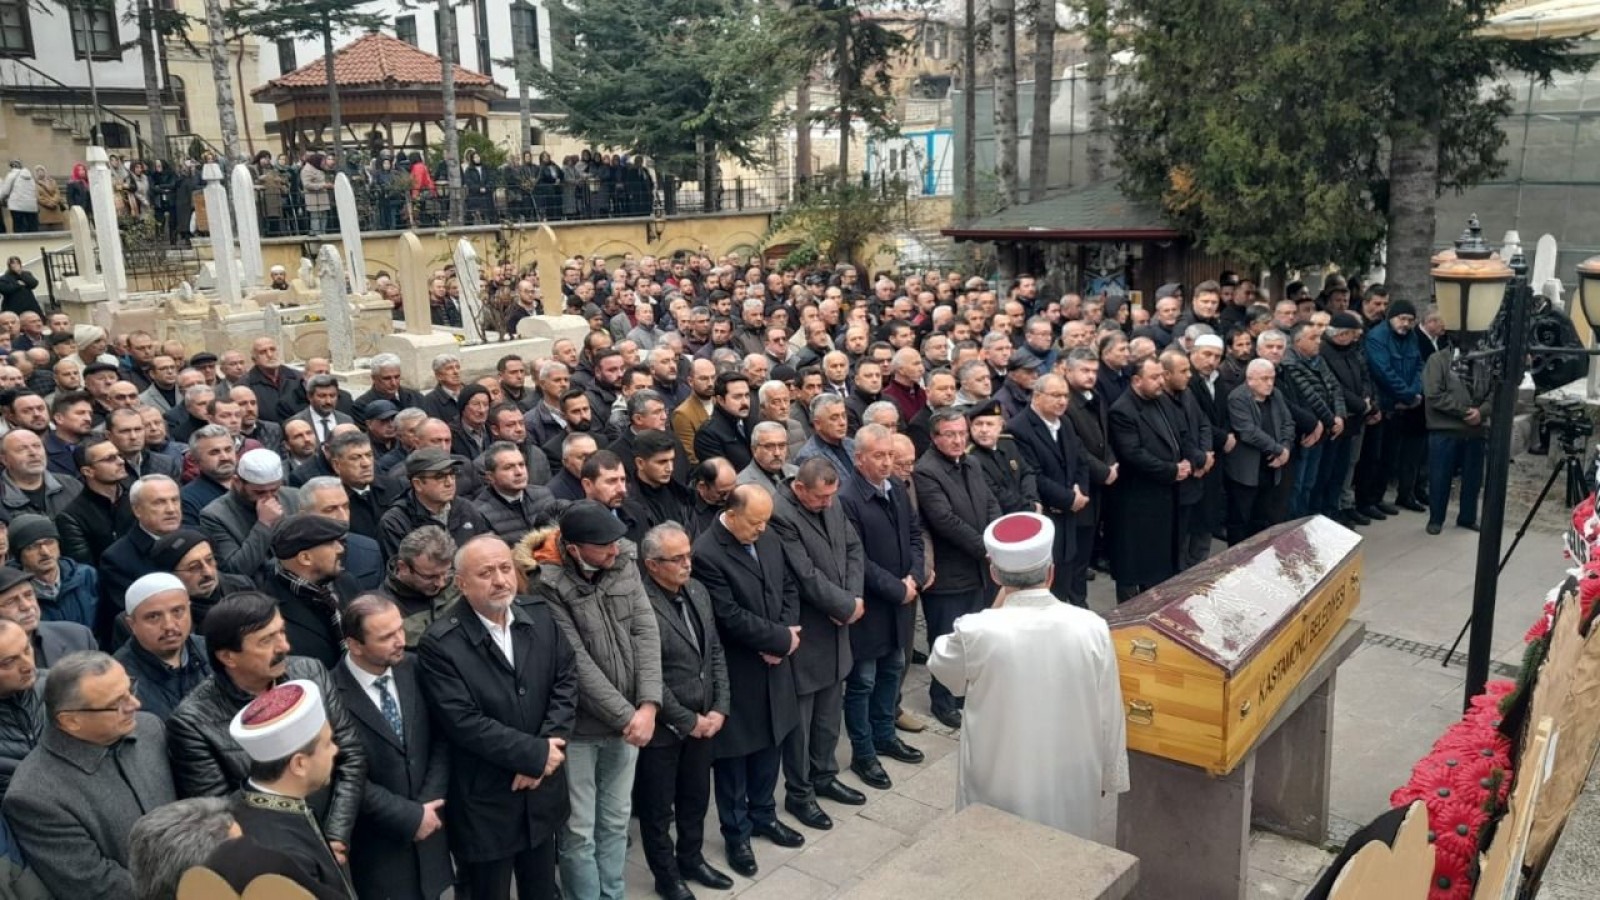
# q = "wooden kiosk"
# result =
<box><xmin>1108</xmin><ymin>516</ymin><xmax>1365</xmax><ymax>899</ymax></box>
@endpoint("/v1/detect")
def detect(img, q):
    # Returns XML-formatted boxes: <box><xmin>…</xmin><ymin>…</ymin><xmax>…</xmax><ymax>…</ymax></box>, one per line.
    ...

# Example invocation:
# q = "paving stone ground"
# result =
<box><xmin>608</xmin><ymin>453</ymin><xmax>1570</xmax><ymax>897</ymax></box>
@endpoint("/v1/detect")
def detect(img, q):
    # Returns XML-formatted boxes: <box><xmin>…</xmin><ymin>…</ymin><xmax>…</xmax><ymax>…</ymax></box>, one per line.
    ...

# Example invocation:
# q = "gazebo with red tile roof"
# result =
<box><xmin>251</xmin><ymin>32</ymin><xmax>506</xmax><ymax>154</ymax></box>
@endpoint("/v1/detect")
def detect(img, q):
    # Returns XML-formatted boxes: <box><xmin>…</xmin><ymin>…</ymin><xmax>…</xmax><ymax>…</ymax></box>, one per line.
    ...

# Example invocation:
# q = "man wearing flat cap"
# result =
<box><xmin>927</xmin><ymin>513</ymin><xmax>1128</xmax><ymax>841</ymax></box>
<box><xmin>113</xmin><ymin>572</ymin><xmax>211</xmax><ymax>719</ymax></box>
<box><xmin>0</xmin><ymin>566</ymin><xmax>94</xmax><ymax>667</ymax></box>
<box><xmin>263</xmin><ymin>515</ymin><xmax>361</xmax><ymax>669</ymax></box>
<box><xmin>995</xmin><ymin>351</ymin><xmax>1040</xmax><ymax>421</ymax></box>
<box><xmin>380</xmin><ymin>447</ymin><xmax>491</xmax><ymax>560</ymax></box>
<box><xmin>527</xmin><ymin>500</ymin><xmax>662</xmax><ymax>900</ymax></box>
<box><xmin>200</xmin><ymin>447</ymin><xmax>300</xmax><ymax>578</ymax></box>
<box><xmin>227</xmin><ymin>679</ymin><xmax>356</xmax><ymax>898</ymax></box>
<box><xmin>153</xmin><ymin>529</ymin><xmax>254</xmax><ymax>629</ymax></box>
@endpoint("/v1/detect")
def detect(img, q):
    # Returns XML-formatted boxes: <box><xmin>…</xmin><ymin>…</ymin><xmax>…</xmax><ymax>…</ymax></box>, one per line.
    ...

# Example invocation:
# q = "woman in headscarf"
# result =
<box><xmin>66</xmin><ymin>163</ymin><xmax>90</xmax><ymax>214</ymax></box>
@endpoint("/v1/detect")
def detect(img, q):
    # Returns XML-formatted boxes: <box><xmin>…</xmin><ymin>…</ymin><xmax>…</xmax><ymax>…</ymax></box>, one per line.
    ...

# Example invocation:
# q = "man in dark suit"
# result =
<box><xmin>1160</xmin><ymin>350</ymin><xmax>1213</xmax><ymax>572</ymax></box>
<box><xmin>693</xmin><ymin>372</ymin><xmax>756</xmax><ymax>473</ymax></box>
<box><xmin>1006</xmin><ymin>376</ymin><xmax>1090</xmax><ymax>605</ymax></box>
<box><xmin>297</xmin><ymin>478</ymin><xmax>385</xmax><ymax>592</ymax></box>
<box><xmin>636</xmin><ymin>523</ymin><xmax>735</xmax><ymax>900</ymax></box>
<box><xmin>417</xmin><ymin>536</ymin><xmax>577</xmax><ymax>900</ymax></box>
<box><xmin>353</xmin><ymin>355</ymin><xmax>426</xmax><ymax>427</ymax></box>
<box><xmin>1186</xmin><ymin>336</ymin><xmax>1232</xmax><ymax>561</ymax></box>
<box><xmin>420</xmin><ymin>354</ymin><xmax>467</xmax><ymax>426</ymax></box>
<box><xmin>1107</xmin><ymin>357</ymin><xmax>1191</xmax><ymax>601</ymax></box>
<box><xmin>334</xmin><ymin>595</ymin><xmax>452</xmax><ymax>900</ymax></box>
<box><xmin>1061</xmin><ymin>349</ymin><xmax>1117</xmax><ymax>605</ymax></box>
<box><xmin>323</xmin><ymin>431</ymin><xmax>407</xmax><ymax>551</ymax></box>
<box><xmin>913</xmin><ymin>409</ymin><xmax>1001</xmax><ymax>727</ymax></box>
<box><xmin>99</xmin><ymin>474</ymin><xmax>185</xmax><ymax>646</ymax></box>
<box><xmin>691</xmin><ymin>485</ymin><xmax>804</xmax><ymax>878</ymax></box>
<box><xmin>771</xmin><ymin>458</ymin><xmax>879</xmax><ymax>831</ymax></box>
<box><xmin>1223</xmin><ymin>359</ymin><xmax>1295</xmax><ymax>545</ymax></box>
<box><xmin>836</xmin><ymin>424</ymin><xmax>924</xmax><ymax>791</ymax></box>
<box><xmin>287</xmin><ymin>374</ymin><xmax>357</xmax><ymax>450</ymax></box>
<box><xmin>240</xmin><ymin>336</ymin><xmax>304</xmax><ymax>423</ymax></box>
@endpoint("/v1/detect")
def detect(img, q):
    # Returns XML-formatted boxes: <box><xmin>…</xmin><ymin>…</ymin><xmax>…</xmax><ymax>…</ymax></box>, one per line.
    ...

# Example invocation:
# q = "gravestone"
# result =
<box><xmin>231</xmin><ymin>163</ymin><xmax>264</xmax><ymax>288</ymax></box>
<box><xmin>397</xmin><ymin>231</ymin><xmax>433</xmax><ymax>336</ymax></box>
<box><xmin>453</xmin><ymin>238</ymin><xmax>485</xmax><ymax>344</ymax></box>
<box><xmin>262</xmin><ymin>304</ymin><xmax>284</xmax><ymax>349</ymax></box>
<box><xmin>334</xmin><ymin>173</ymin><xmax>368</xmax><ymax>295</ymax></box>
<box><xmin>202</xmin><ymin>163</ymin><xmax>241</xmax><ymax>306</ymax></box>
<box><xmin>68</xmin><ymin>206</ymin><xmax>95</xmax><ymax>279</ymax></box>
<box><xmin>317</xmin><ymin>245</ymin><xmax>356</xmax><ymax>371</ymax></box>
<box><xmin>85</xmin><ymin>146</ymin><xmax>125</xmax><ymax>301</ymax></box>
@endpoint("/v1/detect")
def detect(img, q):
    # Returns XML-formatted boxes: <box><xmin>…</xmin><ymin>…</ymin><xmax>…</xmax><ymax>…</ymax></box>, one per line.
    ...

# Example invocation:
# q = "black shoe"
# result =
<box><xmin>875</xmin><ymin>737</ymin><xmax>925</xmax><ymax>764</ymax></box>
<box><xmin>1344</xmin><ymin>508</ymin><xmax>1372</xmax><ymax>526</ymax></box>
<box><xmin>1397</xmin><ymin>498</ymin><xmax>1426</xmax><ymax>513</ymax></box>
<box><xmin>681</xmin><ymin>860</ymin><xmax>734</xmax><ymax>891</ymax></box>
<box><xmin>911</xmin><ymin>648</ymin><xmax>929</xmax><ymax>665</ymax></box>
<box><xmin>725</xmin><ymin>841</ymin><xmax>757</xmax><ymax>878</ymax></box>
<box><xmin>933</xmin><ymin>707</ymin><xmax>962</xmax><ymax>729</ymax></box>
<box><xmin>851</xmin><ymin>756</ymin><xmax>893</xmax><ymax>790</ymax></box>
<box><xmin>752</xmin><ymin>819</ymin><xmax>805</xmax><ymax>848</ymax></box>
<box><xmin>815</xmin><ymin>777</ymin><xmax>867</xmax><ymax>806</ymax></box>
<box><xmin>1529</xmin><ymin>442</ymin><xmax>1550</xmax><ymax>456</ymax></box>
<box><xmin>1358</xmin><ymin>505</ymin><xmax>1388</xmax><ymax>521</ymax></box>
<box><xmin>1426</xmin><ymin>522</ymin><xmax>1442</xmax><ymax>535</ymax></box>
<box><xmin>1086</xmin><ymin>569</ymin><xmax>1097</xmax><ymax>581</ymax></box>
<box><xmin>1376</xmin><ymin>502</ymin><xmax>1401</xmax><ymax>516</ymax></box>
<box><xmin>655</xmin><ymin>879</ymin><xmax>696</xmax><ymax>900</ymax></box>
<box><xmin>784</xmin><ymin>798</ymin><xmax>833</xmax><ymax>830</ymax></box>
<box><xmin>1458</xmin><ymin>521</ymin><xmax>1480</xmax><ymax>532</ymax></box>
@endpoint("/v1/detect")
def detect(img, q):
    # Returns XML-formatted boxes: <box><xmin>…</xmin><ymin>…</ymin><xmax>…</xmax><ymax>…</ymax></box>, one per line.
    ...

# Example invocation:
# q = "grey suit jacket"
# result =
<box><xmin>1223</xmin><ymin>385</ymin><xmax>1294</xmax><ymax>487</ymax></box>
<box><xmin>199</xmin><ymin>488</ymin><xmax>303</xmax><ymax>577</ymax></box>
<box><xmin>3</xmin><ymin>713</ymin><xmax>176</xmax><ymax>900</ymax></box>
<box><xmin>643</xmin><ymin>576</ymin><xmax>730</xmax><ymax>745</ymax></box>
<box><xmin>770</xmin><ymin>484</ymin><xmax>862</xmax><ymax>692</ymax></box>
<box><xmin>35</xmin><ymin>620</ymin><xmax>96</xmax><ymax>668</ymax></box>
<box><xmin>288</xmin><ymin>408</ymin><xmax>356</xmax><ymax>448</ymax></box>
<box><xmin>736</xmin><ymin>460</ymin><xmax>796</xmax><ymax>496</ymax></box>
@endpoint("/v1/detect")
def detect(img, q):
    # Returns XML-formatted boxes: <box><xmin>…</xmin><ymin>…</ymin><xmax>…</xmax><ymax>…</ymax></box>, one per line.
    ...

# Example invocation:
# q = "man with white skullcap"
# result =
<box><xmin>198</xmin><ymin>446</ymin><xmax>300</xmax><ymax>576</ymax></box>
<box><xmin>227</xmin><ymin>679</ymin><xmax>354</xmax><ymax>898</ymax></box>
<box><xmin>1186</xmin><ymin>333</ymin><xmax>1233</xmax><ymax>565</ymax></box>
<box><xmin>112</xmin><ymin>572</ymin><xmax>211</xmax><ymax>719</ymax></box>
<box><xmin>926</xmin><ymin>512</ymin><xmax>1129</xmax><ymax>840</ymax></box>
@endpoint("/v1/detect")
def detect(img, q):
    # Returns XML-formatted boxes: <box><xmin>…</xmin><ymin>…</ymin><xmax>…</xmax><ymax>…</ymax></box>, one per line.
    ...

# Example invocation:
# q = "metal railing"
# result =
<box><xmin>0</xmin><ymin>58</ymin><xmax>156</xmax><ymax>160</ymax></box>
<box><xmin>166</xmin><ymin>133</ymin><xmax>225</xmax><ymax>166</ymax></box>
<box><xmin>40</xmin><ymin>244</ymin><xmax>76</xmax><ymax>308</ymax></box>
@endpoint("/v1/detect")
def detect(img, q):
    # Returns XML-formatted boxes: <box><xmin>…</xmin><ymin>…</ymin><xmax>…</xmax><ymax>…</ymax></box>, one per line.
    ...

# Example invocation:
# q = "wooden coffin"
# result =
<box><xmin>1105</xmin><ymin>516</ymin><xmax>1362</xmax><ymax>775</ymax></box>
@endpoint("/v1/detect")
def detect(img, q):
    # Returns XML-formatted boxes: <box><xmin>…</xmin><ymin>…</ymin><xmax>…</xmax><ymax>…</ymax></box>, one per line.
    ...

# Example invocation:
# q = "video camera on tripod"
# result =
<box><xmin>1534</xmin><ymin>394</ymin><xmax>1595</xmax><ymax>457</ymax></box>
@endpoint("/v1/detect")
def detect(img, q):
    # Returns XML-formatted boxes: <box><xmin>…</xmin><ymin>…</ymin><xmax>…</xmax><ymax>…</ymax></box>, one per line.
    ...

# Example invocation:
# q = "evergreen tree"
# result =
<box><xmin>1111</xmin><ymin>0</ymin><xmax>1581</xmax><ymax>283</ymax></box>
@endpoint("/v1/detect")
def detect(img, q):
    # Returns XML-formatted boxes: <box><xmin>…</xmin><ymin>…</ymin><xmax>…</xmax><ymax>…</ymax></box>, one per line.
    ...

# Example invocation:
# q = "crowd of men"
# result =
<box><xmin>0</xmin><ymin>251</ymin><xmax>1475</xmax><ymax>900</ymax></box>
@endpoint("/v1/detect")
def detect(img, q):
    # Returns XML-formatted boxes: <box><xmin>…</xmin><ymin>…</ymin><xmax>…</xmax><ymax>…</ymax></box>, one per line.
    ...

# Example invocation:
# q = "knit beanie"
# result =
<box><xmin>6</xmin><ymin>514</ymin><xmax>57</xmax><ymax>554</ymax></box>
<box><xmin>1388</xmin><ymin>299</ymin><xmax>1418</xmax><ymax>321</ymax></box>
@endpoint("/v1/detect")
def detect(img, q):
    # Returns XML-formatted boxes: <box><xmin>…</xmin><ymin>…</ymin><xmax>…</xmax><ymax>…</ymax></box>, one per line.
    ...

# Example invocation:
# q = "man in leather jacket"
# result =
<box><xmin>166</xmin><ymin>591</ymin><xmax>367</xmax><ymax>859</ymax></box>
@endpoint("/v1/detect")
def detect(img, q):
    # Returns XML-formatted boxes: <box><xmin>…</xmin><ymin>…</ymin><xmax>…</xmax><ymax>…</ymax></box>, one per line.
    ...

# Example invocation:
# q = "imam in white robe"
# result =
<box><xmin>927</xmin><ymin>587</ymin><xmax>1130</xmax><ymax>840</ymax></box>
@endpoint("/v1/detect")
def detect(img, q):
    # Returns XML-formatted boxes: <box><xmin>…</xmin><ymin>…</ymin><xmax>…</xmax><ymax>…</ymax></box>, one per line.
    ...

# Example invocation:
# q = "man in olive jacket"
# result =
<box><xmin>527</xmin><ymin>500</ymin><xmax>662</xmax><ymax>900</ymax></box>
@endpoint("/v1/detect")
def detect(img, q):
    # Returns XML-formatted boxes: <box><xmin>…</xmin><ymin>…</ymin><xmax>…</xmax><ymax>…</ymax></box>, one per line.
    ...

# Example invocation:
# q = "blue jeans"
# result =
<box><xmin>558</xmin><ymin>737</ymin><xmax>639</xmax><ymax>900</ymax></box>
<box><xmin>1314</xmin><ymin>434</ymin><xmax>1355</xmax><ymax>516</ymax></box>
<box><xmin>1290</xmin><ymin>442</ymin><xmax>1325</xmax><ymax>518</ymax></box>
<box><xmin>1428</xmin><ymin>432</ymin><xmax>1485</xmax><ymax>527</ymax></box>
<box><xmin>844</xmin><ymin>649</ymin><xmax>905</xmax><ymax>760</ymax></box>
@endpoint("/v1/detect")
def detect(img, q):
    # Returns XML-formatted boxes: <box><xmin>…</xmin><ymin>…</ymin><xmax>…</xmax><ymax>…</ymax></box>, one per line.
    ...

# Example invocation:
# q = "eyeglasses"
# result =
<box><xmin>62</xmin><ymin>678</ymin><xmax>140</xmax><ymax>714</ymax></box>
<box><xmin>649</xmin><ymin>553</ymin><xmax>692</xmax><ymax>567</ymax></box>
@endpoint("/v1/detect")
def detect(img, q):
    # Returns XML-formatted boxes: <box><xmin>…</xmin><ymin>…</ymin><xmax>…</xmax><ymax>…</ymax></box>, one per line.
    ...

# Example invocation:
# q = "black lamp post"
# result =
<box><xmin>1438</xmin><ymin>216</ymin><xmax>1600</xmax><ymax>706</ymax></box>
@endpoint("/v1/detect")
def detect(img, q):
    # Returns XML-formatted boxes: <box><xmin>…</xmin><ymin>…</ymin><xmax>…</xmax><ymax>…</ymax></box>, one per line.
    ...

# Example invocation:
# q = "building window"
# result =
<box><xmin>276</xmin><ymin>38</ymin><xmax>297</xmax><ymax>75</ymax></box>
<box><xmin>70</xmin><ymin>4</ymin><xmax>119</xmax><ymax>61</ymax></box>
<box><xmin>0</xmin><ymin>1</ymin><xmax>32</xmax><ymax>58</ymax></box>
<box><xmin>511</xmin><ymin>3</ymin><xmax>538</xmax><ymax>58</ymax></box>
<box><xmin>922</xmin><ymin>22</ymin><xmax>948</xmax><ymax>61</ymax></box>
<box><xmin>394</xmin><ymin>14</ymin><xmax>417</xmax><ymax>46</ymax></box>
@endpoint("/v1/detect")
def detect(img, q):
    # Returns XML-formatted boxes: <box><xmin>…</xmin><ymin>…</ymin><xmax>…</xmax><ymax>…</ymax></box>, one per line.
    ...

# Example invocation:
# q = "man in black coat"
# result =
<box><xmin>98</xmin><ymin>474</ymin><xmax>184</xmax><ymax>646</ymax></box>
<box><xmin>691</xmin><ymin>485</ymin><xmax>804</xmax><ymax>879</ymax></box>
<box><xmin>262</xmin><ymin>515</ymin><xmax>362</xmax><ymax>669</ymax></box>
<box><xmin>912</xmin><ymin>409</ymin><xmax>1001</xmax><ymax>727</ymax></box>
<box><xmin>352</xmin><ymin>357</ymin><xmax>425</xmax><ymax>426</ymax></box>
<box><xmin>1106</xmin><ymin>357</ymin><xmax>1191</xmax><ymax>602</ymax></box>
<box><xmin>838</xmin><ymin>422</ymin><xmax>928</xmax><ymax>787</ymax></box>
<box><xmin>693</xmin><ymin>372</ymin><xmax>757</xmax><ymax>473</ymax></box>
<box><xmin>1161</xmin><ymin>350</ymin><xmax>1213</xmax><ymax>571</ymax></box>
<box><xmin>1005</xmin><ymin>376</ymin><xmax>1090</xmax><ymax>605</ymax></box>
<box><xmin>239</xmin><ymin>337</ymin><xmax>304</xmax><ymax>424</ymax></box>
<box><xmin>1186</xmin><ymin>336</ymin><xmax>1233</xmax><ymax>559</ymax></box>
<box><xmin>334</xmin><ymin>595</ymin><xmax>452</xmax><ymax>900</ymax></box>
<box><xmin>636</xmin><ymin>523</ymin><xmax>736</xmax><ymax>899</ymax></box>
<box><xmin>770</xmin><ymin>459</ymin><xmax>880</xmax><ymax>831</ymax></box>
<box><xmin>417</xmin><ymin>536</ymin><xmax>577</xmax><ymax>900</ymax></box>
<box><xmin>1061</xmin><ymin>349</ymin><xmax>1117</xmax><ymax>605</ymax></box>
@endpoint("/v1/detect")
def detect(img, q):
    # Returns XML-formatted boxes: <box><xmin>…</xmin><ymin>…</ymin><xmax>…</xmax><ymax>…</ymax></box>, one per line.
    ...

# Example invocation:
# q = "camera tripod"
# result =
<box><xmin>1444</xmin><ymin>431</ymin><xmax>1593</xmax><ymax>667</ymax></box>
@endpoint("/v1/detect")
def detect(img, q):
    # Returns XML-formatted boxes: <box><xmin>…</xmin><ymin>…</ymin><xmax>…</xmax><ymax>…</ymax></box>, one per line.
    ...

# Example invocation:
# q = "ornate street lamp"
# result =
<box><xmin>1435</xmin><ymin>215</ymin><xmax>1600</xmax><ymax>705</ymax></box>
<box><xmin>1430</xmin><ymin>216</ymin><xmax>1514</xmax><ymax>333</ymax></box>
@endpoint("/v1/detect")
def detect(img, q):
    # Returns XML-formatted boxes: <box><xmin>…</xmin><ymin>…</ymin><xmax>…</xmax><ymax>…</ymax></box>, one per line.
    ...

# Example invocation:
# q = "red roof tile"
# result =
<box><xmin>261</xmin><ymin>32</ymin><xmax>496</xmax><ymax>91</ymax></box>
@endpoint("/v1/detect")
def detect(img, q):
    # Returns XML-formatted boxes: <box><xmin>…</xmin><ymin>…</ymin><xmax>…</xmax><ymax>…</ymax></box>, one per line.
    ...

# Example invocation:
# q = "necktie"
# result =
<box><xmin>374</xmin><ymin>674</ymin><xmax>404</xmax><ymax>744</ymax></box>
<box><xmin>745</xmin><ymin>543</ymin><xmax>758</xmax><ymax>562</ymax></box>
<box><xmin>676</xmin><ymin>596</ymin><xmax>698</xmax><ymax>649</ymax></box>
<box><xmin>321</xmin><ymin>416</ymin><xmax>334</xmax><ymax>442</ymax></box>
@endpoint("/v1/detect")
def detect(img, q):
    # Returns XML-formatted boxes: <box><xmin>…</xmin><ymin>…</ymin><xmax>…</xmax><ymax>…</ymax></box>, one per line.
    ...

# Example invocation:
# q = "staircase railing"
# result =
<box><xmin>0</xmin><ymin>57</ymin><xmax>158</xmax><ymax>161</ymax></box>
<box><xmin>167</xmin><ymin>133</ymin><xmax>225</xmax><ymax>166</ymax></box>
